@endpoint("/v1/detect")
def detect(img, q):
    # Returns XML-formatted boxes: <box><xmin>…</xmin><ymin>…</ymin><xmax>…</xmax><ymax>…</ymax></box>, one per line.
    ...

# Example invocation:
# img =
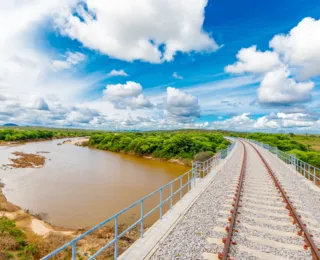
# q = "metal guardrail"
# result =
<box><xmin>247</xmin><ymin>139</ymin><xmax>320</xmax><ymax>186</ymax></box>
<box><xmin>43</xmin><ymin>141</ymin><xmax>236</xmax><ymax>260</ymax></box>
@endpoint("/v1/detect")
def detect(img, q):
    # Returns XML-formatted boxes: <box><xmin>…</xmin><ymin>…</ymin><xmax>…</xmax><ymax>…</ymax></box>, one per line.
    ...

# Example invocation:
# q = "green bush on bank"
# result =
<box><xmin>89</xmin><ymin>132</ymin><xmax>229</xmax><ymax>161</ymax></box>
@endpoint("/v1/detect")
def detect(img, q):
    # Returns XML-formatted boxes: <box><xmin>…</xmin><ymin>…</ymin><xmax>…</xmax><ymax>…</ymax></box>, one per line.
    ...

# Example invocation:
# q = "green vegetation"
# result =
<box><xmin>247</xmin><ymin>133</ymin><xmax>320</xmax><ymax>168</ymax></box>
<box><xmin>289</xmin><ymin>133</ymin><xmax>320</xmax><ymax>152</ymax></box>
<box><xmin>0</xmin><ymin>127</ymin><xmax>101</xmax><ymax>142</ymax></box>
<box><xmin>0</xmin><ymin>217</ymin><xmax>37</xmax><ymax>259</ymax></box>
<box><xmin>89</xmin><ymin>131</ymin><xmax>230</xmax><ymax>163</ymax></box>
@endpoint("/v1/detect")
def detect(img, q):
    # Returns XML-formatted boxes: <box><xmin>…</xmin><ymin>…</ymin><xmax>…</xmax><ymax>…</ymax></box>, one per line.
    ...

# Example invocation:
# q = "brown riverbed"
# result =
<box><xmin>0</xmin><ymin>138</ymin><xmax>190</xmax><ymax>229</ymax></box>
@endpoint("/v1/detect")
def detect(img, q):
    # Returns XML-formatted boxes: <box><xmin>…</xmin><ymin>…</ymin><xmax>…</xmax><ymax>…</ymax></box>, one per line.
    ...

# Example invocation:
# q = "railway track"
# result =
<box><xmin>205</xmin><ymin>140</ymin><xmax>320</xmax><ymax>260</ymax></box>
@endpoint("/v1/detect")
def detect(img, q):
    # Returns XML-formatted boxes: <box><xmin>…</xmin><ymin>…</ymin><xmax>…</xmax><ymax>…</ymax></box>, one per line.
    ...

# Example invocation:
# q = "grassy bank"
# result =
<box><xmin>89</xmin><ymin>131</ymin><xmax>230</xmax><ymax>165</ymax></box>
<box><xmin>0</xmin><ymin>185</ymin><xmax>142</xmax><ymax>260</ymax></box>
<box><xmin>290</xmin><ymin>134</ymin><xmax>320</xmax><ymax>152</ymax></box>
<box><xmin>0</xmin><ymin>215</ymin><xmax>143</xmax><ymax>260</ymax></box>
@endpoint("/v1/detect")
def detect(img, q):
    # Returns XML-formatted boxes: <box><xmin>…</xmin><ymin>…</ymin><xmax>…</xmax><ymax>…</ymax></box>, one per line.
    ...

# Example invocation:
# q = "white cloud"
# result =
<box><xmin>253</xmin><ymin>116</ymin><xmax>279</xmax><ymax>129</ymax></box>
<box><xmin>103</xmin><ymin>81</ymin><xmax>154</xmax><ymax>109</ymax></box>
<box><xmin>131</xmin><ymin>94</ymin><xmax>153</xmax><ymax>109</ymax></box>
<box><xmin>209</xmin><ymin>112</ymin><xmax>318</xmax><ymax>131</ymax></box>
<box><xmin>173</xmin><ymin>72</ymin><xmax>183</xmax><ymax>80</ymax></box>
<box><xmin>211</xmin><ymin>113</ymin><xmax>254</xmax><ymax>130</ymax></box>
<box><xmin>225</xmin><ymin>17</ymin><xmax>320</xmax><ymax>107</ymax></box>
<box><xmin>104</xmin><ymin>81</ymin><xmax>142</xmax><ymax>99</ymax></box>
<box><xmin>281</xmin><ymin>119</ymin><xmax>313</xmax><ymax>128</ymax></box>
<box><xmin>66</xmin><ymin>107</ymin><xmax>100</xmax><ymax>124</ymax></box>
<box><xmin>0</xmin><ymin>94</ymin><xmax>109</xmax><ymax>127</ymax></box>
<box><xmin>107</xmin><ymin>69</ymin><xmax>129</xmax><ymax>77</ymax></box>
<box><xmin>225</xmin><ymin>46</ymin><xmax>281</xmax><ymax>74</ymax></box>
<box><xmin>277</xmin><ymin>112</ymin><xmax>307</xmax><ymax>120</ymax></box>
<box><xmin>51</xmin><ymin>51</ymin><xmax>86</xmax><ymax>71</ymax></box>
<box><xmin>258</xmin><ymin>67</ymin><xmax>314</xmax><ymax>105</ymax></box>
<box><xmin>275</xmin><ymin>112</ymin><xmax>314</xmax><ymax>128</ymax></box>
<box><xmin>54</xmin><ymin>0</ymin><xmax>219</xmax><ymax>63</ymax></box>
<box><xmin>165</xmin><ymin>87</ymin><xmax>200</xmax><ymax>121</ymax></box>
<box><xmin>270</xmin><ymin>17</ymin><xmax>320</xmax><ymax>80</ymax></box>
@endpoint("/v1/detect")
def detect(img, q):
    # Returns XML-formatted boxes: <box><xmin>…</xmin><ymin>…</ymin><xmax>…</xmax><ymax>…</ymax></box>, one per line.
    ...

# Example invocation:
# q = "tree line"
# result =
<box><xmin>0</xmin><ymin>128</ymin><xmax>93</xmax><ymax>142</ymax></box>
<box><xmin>89</xmin><ymin>132</ymin><xmax>230</xmax><ymax>161</ymax></box>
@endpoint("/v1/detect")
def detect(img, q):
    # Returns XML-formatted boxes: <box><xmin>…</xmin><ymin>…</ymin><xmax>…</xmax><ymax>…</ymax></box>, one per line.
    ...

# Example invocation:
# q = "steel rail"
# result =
<box><xmin>245</xmin><ymin>140</ymin><xmax>320</xmax><ymax>260</ymax></box>
<box><xmin>219</xmin><ymin>141</ymin><xmax>247</xmax><ymax>260</ymax></box>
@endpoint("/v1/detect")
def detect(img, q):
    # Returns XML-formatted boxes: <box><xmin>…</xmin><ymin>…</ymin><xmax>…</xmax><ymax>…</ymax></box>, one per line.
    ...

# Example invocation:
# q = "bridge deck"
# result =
<box><xmin>123</xmin><ymin>140</ymin><xmax>320</xmax><ymax>260</ymax></box>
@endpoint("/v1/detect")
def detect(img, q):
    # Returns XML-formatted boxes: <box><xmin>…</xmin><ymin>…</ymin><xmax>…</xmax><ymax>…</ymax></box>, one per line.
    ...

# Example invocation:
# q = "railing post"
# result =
<box><xmin>72</xmin><ymin>242</ymin><xmax>76</xmax><ymax>260</ymax></box>
<box><xmin>192</xmin><ymin>163</ymin><xmax>196</xmax><ymax>187</ymax></box>
<box><xmin>140</xmin><ymin>200</ymin><xmax>144</xmax><ymax>238</ymax></box>
<box><xmin>308</xmin><ymin>164</ymin><xmax>310</xmax><ymax>180</ymax></box>
<box><xmin>188</xmin><ymin>171</ymin><xmax>190</xmax><ymax>191</ymax></box>
<box><xmin>304</xmin><ymin>162</ymin><xmax>306</xmax><ymax>177</ymax></box>
<box><xmin>170</xmin><ymin>183</ymin><xmax>173</xmax><ymax>210</ymax></box>
<box><xmin>180</xmin><ymin>176</ymin><xmax>182</xmax><ymax>200</ymax></box>
<box><xmin>114</xmin><ymin>216</ymin><xmax>118</xmax><ymax>260</ymax></box>
<box><xmin>160</xmin><ymin>188</ymin><xmax>163</xmax><ymax>219</ymax></box>
<box><xmin>205</xmin><ymin>160</ymin><xmax>207</xmax><ymax>176</ymax></box>
<box><xmin>314</xmin><ymin>167</ymin><xmax>317</xmax><ymax>185</ymax></box>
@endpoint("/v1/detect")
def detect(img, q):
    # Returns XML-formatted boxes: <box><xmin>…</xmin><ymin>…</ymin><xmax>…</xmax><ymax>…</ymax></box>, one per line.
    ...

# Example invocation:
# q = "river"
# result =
<box><xmin>0</xmin><ymin>138</ymin><xmax>189</xmax><ymax>229</ymax></box>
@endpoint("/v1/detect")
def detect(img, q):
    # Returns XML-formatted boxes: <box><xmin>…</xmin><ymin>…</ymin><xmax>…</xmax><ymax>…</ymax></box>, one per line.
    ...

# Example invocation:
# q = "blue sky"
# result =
<box><xmin>0</xmin><ymin>0</ymin><xmax>320</xmax><ymax>132</ymax></box>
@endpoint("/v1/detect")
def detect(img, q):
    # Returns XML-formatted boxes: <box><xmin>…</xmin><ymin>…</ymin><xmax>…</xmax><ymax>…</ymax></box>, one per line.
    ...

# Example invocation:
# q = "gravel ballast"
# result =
<box><xmin>151</xmin><ymin>142</ymin><xmax>244</xmax><ymax>259</ymax></box>
<box><xmin>151</xmin><ymin>140</ymin><xmax>319</xmax><ymax>259</ymax></box>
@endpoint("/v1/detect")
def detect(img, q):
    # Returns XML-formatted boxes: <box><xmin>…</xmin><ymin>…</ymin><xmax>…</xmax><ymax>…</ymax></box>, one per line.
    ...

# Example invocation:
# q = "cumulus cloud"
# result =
<box><xmin>258</xmin><ymin>67</ymin><xmax>314</xmax><ymax>105</ymax></box>
<box><xmin>107</xmin><ymin>69</ymin><xmax>129</xmax><ymax>77</ymax></box>
<box><xmin>0</xmin><ymin>94</ymin><xmax>109</xmax><ymax>127</ymax></box>
<box><xmin>253</xmin><ymin>116</ymin><xmax>279</xmax><ymax>129</ymax></box>
<box><xmin>103</xmin><ymin>81</ymin><xmax>153</xmax><ymax>109</ymax></box>
<box><xmin>131</xmin><ymin>94</ymin><xmax>153</xmax><ymax>109</ymax></box>
<box><xmin>66</xmin><ymin>107</ymin><xmax>100</xmax><ymax>124</ymax></box>
<box><xmin>270</xmin><ymin>17</ymin><xmax>320</xmax><ymax>80</ymax></box>
<box><xmin>211</xmin><ymin>113</ymin><xmax>254</xmax><ymax>130</ymax></box>
<box><xmin>226</xmin><ymin>17</ymin><xmax>320</xmax><ymax>107</ymax></box>
<box><xmin>173</xmin><ymin>72</ymin><xmax>183</xmax><ymax>80</ymax></box>
<box><xmin>210</xmin><ymin>112</ymin><xmax>318</xmax><ymax>131</ymax></box>
<box><xmin>104</xmin><ymin>81</ymin><xmax>142</xmax><ymax>99</ymax></box>
<box><xmin>225</xmin><ymin>46</ymin><xmax>281</xmax><ymax>74</ymax></box>
<box><xmin>54</xmin><ymin>0</ymin><xmax>219</xmax><ymax>63</ymax></box>
<box><xmin>165</xmin><ymin>87</ymin><xmax>200</xmax><ymax>122</ymax></box>
<box><xmin>51</xmin><ymin>51</ymin><xmax>86</xmax><ymax>71</ymax></box>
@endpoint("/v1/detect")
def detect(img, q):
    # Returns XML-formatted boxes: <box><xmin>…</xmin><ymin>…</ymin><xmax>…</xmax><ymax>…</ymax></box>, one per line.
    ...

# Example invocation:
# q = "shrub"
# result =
<box><xmin>194</xmin><ymin>151</ymin><xmax>213</xmax><ymax>162</ymax></box>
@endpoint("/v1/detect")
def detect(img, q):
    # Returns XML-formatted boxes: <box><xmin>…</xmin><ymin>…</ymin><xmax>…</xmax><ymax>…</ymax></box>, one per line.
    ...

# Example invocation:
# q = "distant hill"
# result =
<box><xmin>2</xmin><ymin>123</ymin><xmax>19</xmax><ymax>126</ymax></box>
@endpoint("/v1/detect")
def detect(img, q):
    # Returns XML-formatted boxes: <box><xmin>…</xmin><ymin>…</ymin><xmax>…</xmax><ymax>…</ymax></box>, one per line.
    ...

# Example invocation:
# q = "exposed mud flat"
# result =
<box><xmin>62</xmin><ymin>137</ymin><xmax>90</xmax><ymax>146</ymax></box>
<box><xmin>7</xmin><ymin>152</ymin><xmax>46</xmax><ymax>168</ymax></box>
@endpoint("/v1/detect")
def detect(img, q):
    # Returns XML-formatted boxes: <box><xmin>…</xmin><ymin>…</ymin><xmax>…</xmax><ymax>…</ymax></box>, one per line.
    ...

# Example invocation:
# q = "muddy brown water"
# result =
<box><xmin>0</xmin><ymin>138</ymin><xmax>190</xmax><ymax>229</ymax></box>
